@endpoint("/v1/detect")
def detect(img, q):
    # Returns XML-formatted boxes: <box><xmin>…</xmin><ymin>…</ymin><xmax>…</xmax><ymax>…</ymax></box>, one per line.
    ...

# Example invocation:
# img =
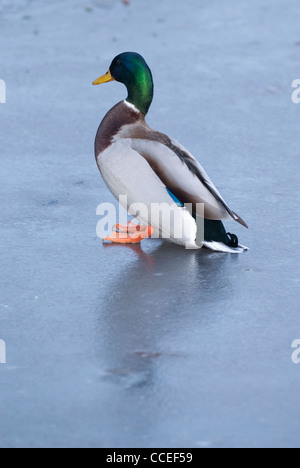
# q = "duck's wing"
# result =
<box><xmin>97</xmin><ymin>138</ymin><xmax>199</xmax><ymax>248</ymax></box>
<box><xmin>128</xmin><ymin>128</ymin><xmax>248</xmax><ymax>228</ymax></box>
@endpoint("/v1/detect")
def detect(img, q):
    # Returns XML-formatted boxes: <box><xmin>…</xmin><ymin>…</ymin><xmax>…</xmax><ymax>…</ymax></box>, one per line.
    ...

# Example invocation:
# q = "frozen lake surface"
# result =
<box><xmin>1</xmin><ymin>0</ymin><xmax>300</xmax><ymax>448</ymax></box>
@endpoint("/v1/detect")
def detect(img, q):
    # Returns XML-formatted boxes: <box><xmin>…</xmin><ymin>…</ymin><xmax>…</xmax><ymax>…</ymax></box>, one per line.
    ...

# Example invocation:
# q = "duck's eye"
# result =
<box><xmin>115</xmin><ymin>60</ymin><xmax>121</xmax><ymax>66</ymax></box>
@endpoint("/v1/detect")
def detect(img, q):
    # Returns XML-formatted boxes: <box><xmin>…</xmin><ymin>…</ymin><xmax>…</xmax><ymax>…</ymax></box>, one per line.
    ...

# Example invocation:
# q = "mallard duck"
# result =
<box><xmin>93</xmin><ymin>52</ymin><xmax>248</xmax><ymax>252</ymax></box>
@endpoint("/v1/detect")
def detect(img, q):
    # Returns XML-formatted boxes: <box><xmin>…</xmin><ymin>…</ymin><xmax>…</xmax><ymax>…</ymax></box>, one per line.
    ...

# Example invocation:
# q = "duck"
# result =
<box><xmin>93</xmin><ymin>52</ymin><xmax>248</xmax><ymax>253</ymax></box>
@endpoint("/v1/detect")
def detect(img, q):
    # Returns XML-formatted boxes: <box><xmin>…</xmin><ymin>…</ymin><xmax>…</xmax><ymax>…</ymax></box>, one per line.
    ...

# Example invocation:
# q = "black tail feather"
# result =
<box><xmin>204</xmin><ymin>219</ymin><xmax>239</xmax><ymax>247</ymax></box>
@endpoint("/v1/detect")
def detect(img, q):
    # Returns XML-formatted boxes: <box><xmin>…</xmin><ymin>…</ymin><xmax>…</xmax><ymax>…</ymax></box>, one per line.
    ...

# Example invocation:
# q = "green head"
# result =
<box><xmin>93</xmin><ymin>52</ymin><xmax>154</xmax><ymax>116</ymax></box>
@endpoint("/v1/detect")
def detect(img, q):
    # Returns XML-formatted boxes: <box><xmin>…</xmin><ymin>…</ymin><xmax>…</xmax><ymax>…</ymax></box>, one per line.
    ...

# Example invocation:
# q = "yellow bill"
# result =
<box><xmin>92</xmin><ymin>70</ymin><xmax>115</xmax><ymax>85</ymax></box>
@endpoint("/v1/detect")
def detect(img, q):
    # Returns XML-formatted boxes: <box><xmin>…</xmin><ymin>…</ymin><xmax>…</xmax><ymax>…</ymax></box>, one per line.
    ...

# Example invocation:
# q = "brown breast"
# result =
<box><xmin>95</xmin><ymin>101</ymin><xmax>142</xmax><ymax>157</ymax></box>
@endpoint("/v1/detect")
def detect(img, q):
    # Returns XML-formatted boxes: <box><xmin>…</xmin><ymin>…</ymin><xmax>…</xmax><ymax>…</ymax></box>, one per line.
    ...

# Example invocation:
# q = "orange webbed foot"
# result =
<box><xmin>103</xmin><ymin>222</ymin><xmax>154</xmax><ymax>244</ymax></box>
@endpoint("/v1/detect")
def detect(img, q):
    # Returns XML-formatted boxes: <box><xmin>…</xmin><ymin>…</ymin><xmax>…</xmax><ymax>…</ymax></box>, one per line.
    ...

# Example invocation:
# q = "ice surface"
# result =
<box><xmin>1</xmin><ymin>0</ymin><xmax>300</xmax><ymax>448</ymax></box>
